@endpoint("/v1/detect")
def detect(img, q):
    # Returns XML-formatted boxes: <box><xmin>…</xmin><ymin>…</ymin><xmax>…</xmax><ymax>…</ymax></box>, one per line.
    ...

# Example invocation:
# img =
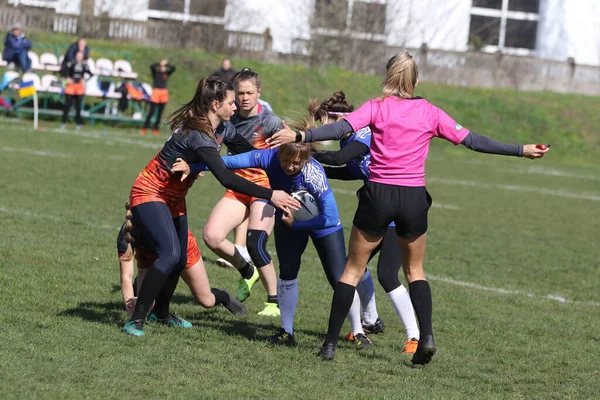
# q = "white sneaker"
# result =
<box><xmin>216</xmin><ymin>258</ymin><xmax>234</xmax><ymax>269</ymax></box>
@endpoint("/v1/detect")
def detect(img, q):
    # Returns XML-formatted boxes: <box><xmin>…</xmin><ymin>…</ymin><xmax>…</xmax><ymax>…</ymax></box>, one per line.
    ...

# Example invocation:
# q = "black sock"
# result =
<box><xmin>153</xmin><ymin>268</ymin><xmax>182</xmax><ymax>318</ymax></box>
<box><xmin>130</xmin><ymin>267</ymin><xmax>168</xmax><ymax>321</ymax></box>
<box><xmin>324</xmin><ymin>281</ymin><xmax>356</xmax><ymax>346</ymax></box>
<box><xmin>409</xmin><ymin>280</ymin><xmax>433</xmax><ymax>338</ymax></box>
<box><xmin>267</xmin><ymin>295</ymin><xmax>278</xmax><ymax>305</ymax></box>
<box><xmin>239</xmin><ymin>263</ymin><xmax>254</xmax><ymax>280</ymax></box>
<box><xmin>211</xmin><ymin>288</ymin><xmax>230</xmax><ymax>306</ymax></box>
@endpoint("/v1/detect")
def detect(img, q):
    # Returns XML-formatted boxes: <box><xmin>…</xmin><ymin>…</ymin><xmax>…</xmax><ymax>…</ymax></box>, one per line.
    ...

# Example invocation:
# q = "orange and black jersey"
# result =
<box><xmin>150</xmin><ymin>63</ymin><xmax>175</xmax><ymax>89</ymax></box>
<box><xmin>130</xmin><ymin>122</ymin><xmax>272</xmax><ymax>214</ymax></box>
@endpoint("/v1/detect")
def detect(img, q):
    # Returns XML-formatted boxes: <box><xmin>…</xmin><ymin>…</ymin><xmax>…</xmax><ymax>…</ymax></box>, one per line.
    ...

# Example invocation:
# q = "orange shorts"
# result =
<box><xmin>136</xmin><ymin>230</ymin><xmax>202</xmax><ymax>270</ymax></box>
<box><xmin>65</xmin><ymin>82</ymin><xmax>85</xmax><ymax>96</ymax></box>
<box><xmin>224</xmin><ymin>189</ymin><xmax>270</xmax><ymax>206</ymax></box>
<box><xmin>224</xmin><ymin>169</ymin><xmax>271</xmax><ymax>206</ymax></box>
<box><xmin>150</xmin><ymin>88</ymin><xmax>169</xmax><ymax>104</ymax></box>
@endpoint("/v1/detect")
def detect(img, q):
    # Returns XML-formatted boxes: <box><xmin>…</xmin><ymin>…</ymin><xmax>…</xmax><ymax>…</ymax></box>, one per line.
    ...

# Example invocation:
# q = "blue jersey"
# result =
<box><xmin>220</xmin><ymin>149</ymin><xmax>342</xmax><ymax>238</ymax></box>
<box><xmin>340</xmin><ymin>127</ymin><xmax>371</xmax><ymax>180</ymax></box>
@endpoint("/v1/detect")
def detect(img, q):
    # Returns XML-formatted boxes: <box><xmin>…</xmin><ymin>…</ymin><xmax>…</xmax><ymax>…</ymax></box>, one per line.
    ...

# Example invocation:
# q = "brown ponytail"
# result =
<box><xmin>121</xmin><ymin>201</ymin><xmax>134</xmax><ymax>261</ymax></box>
<box><xmin>168</xmin><ymin>76</ymin><xmax>233</xmax><ymax>138</ymax></box>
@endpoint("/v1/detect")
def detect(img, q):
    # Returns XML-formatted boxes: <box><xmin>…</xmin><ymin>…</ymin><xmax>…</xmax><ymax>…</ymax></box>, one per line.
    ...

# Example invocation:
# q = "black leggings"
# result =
<box><xmin>369</xmin><ymin>225</ymin><xmax>404</xmax><ymax>293</ymax></box>
<box><xmin>143</xmin><ymin>102</ymin><xmax>166</xmax><ymax>130</ymax></box>
<box><xmin>62</xmin><ymin>95</ymin><xmax>83</xmax><ymax>124</ymax></box>
<box><xmin>275</xmin><ymin>220</ymin><xmax>347</xmax><ymax>287</ymax></box>
<box><xmin>129</xmin><ymin>201</ymin><xmax>188</xmax><ymax>320</ymax></box>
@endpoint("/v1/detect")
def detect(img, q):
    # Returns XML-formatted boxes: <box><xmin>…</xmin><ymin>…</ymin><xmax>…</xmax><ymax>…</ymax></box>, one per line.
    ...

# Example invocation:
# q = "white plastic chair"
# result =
<box><xmin>39</xmin><ymin>52</ymin><xmax>59</xmax><ymax>67</ymax></box>
<box><xmin>1</xmin><ymin>70</ymin><xmax>20</xmax><ymax>90</ymax></box>
<box><xmin>21</xmin><ymin>72</ymin><xmax>42</xmax><ymax>91</ymax></box>
<box><xmin>86</xmin><ymin>58</ymin><xmax>96</xmax><ymax>74</ymax></box>
<box><xmin>28</xmin><ymin>51</ymin><xmax>42</xmax><ymax>70</ymax></box>
<box><xmin>113</xmin><ymin>59</ymin><xmax>132</xmax><ymax>73</ymax></box>
<box><xmin>95</xmin><ymin>58</ymin><xmax>114</xmax><ymax>76</ymax></box>
<box><xmin>41</xmin><ymin>74</ymin><xmax>59</xmax><ymax>91</ymax></box>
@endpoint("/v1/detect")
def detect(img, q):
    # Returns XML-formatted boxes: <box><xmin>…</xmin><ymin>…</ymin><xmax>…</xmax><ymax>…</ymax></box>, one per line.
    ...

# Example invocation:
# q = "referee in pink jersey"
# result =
<box><xmin>268</xmin><ymin>51</ymin><xmax>549</xmax><ymax>364</ymax></box>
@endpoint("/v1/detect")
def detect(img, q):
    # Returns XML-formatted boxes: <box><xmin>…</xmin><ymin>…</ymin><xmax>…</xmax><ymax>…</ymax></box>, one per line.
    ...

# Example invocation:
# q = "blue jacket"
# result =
<box><xmin>3</xmin><ymin>33</ymin><xmax>31</xmax><ymax>61</ymax></box>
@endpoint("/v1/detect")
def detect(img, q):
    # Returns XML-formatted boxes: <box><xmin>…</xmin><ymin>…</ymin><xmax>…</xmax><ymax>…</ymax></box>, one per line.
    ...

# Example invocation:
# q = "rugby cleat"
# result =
<box><xmin>362</xmin><ymin>317</ymin><xmax>385</xmax><ymax>335</ymax></box>
<box><xmin>222</xmin><ymin>291</ymin><xmax>248</xmax><ymax>316</ymax></box>
<box><xmin>403</xmin><ymin>338</ymin><xmax>419</xmax><ymax>355</ymax></box>
<box><xmin>353</xmin><ymin>333</ymin><xmax>374</xmax><ymax>349</ymax></box>
<box><xmin>147</xmin><ymin>311</ymin><xmax>192</xmax><ymax>328</ymax></box>
<box><xmin>236</xmin><ymin>266</ymin><xmax>259</xmax><ymax>302</ymax></box>
<box><xmin>123</xmin><ymin>319</ymin><xmax>145</xmax><ymax>336</ymax></box>
<box><xmin>411</xmin><ymin>334</ymin><xmax>436</xmax><ymax>365</ymax></box>
<box><xmin>343</xmin><ymin>332</ymin><xmax>355</xmax><ymax>342</ymax></box>
<box><xmin>257</xmin><ymin>302</ymin><xmax>280</xmax><ymax>317</ymax></box>
<box><xmin>139</xmin><ymin>128</ymin><xmax>147</xmax><ymax>136</ymax></box>
<box><xmin>268</xmin><ymin>328</ymin><xmax>297</xmax><ymax>346</ymax></box>
<box><xmin>216</xmin><ymin>257</ymin><xmax>234</xmax><ymax>269</ymax></box>
<box><xmin>318</xmin><ymin>343</ymin><xmax>337</xmax><ymax>360</ymax></box>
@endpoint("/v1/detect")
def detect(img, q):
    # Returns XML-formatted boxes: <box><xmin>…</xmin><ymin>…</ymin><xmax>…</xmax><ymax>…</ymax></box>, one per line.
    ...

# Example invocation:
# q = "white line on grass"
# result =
<box><xmin>427</xmin><ymin>177</ymin><xmax>600</xmax><ymax>201</ymax></box>
<box><xmin>427</xmin><ymin>273</ymin><xmax>600</xmax><ymax>307</ymax></box>
<box><xmin>332</xmin><ymin>187</ymin><xmax>460</xmax><ymax>210</ymax></box>
<box><xmin>1</xmin><ymin>145</ymin><xmax>128</xmax><ymax>160</ymax></box>
<box><xmin>0</xmin><ymin>206</ymin><xmax>116</xmax><ymax>231</ymax></box>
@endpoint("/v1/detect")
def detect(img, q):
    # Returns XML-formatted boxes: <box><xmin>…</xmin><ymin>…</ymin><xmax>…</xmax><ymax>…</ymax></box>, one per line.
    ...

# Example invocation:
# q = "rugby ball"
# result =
<box><xmin>291</xmin><ymin>190</ymin><xmax>320</xmax><ymax>222</ymax></box>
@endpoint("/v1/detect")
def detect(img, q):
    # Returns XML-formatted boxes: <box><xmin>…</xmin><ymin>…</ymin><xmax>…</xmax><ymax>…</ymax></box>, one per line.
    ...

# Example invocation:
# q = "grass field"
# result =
<box><xmin>1</xmin><ymin>117</ymin><xmax>599</xmax><ymax>399</ymax></box>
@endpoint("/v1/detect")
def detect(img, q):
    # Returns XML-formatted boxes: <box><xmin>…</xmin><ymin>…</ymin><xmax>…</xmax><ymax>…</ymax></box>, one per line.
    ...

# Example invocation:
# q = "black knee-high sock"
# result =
<box><xmin>130</xmin><ymin>267</ymin><xmax>168</xmax><ymax>321</ymax></box>
<box><xmin>409</xmin><ymin>280</ymin><xmax>433</xmax><ymax>338</ymax></box>
<box><xmin>324</xmin><ymin>281</ymin><xmax>356</xmax><ymax>345</ymax></box>
<box><xmin>211</xmin><ymin>288</ymin><xmax>231</xmax><ymax>306</ymax></box>
<box><xmin>153</xmin><ymin>268</ymin><xmax>182</xmax><ymax>318</ymax></box>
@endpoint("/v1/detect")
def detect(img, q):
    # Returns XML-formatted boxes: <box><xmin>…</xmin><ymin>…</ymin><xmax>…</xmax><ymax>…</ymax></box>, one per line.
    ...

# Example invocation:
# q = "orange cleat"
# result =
<box><xmin>139</xmin><ymin>129</ymin><xmax>147</xmax><ymax>136</ymax></box>
<box><xmin>344</xmin><ymin>331</ymin><xmax>355</xmax><ymax>342</ymax></box>
<box><xmin>152</xmin><ymin>129</ymin><xmax>159</xmax><ymax>136</ymax></box>
<box><xmin>402</xmin><ymin>338</ymin><xmax>419</xmax><ymax>355</ymax></box>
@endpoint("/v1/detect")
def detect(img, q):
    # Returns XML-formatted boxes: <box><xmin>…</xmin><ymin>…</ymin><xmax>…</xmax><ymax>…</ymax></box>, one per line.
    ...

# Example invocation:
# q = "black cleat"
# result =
<box><xmin>362</xmin><ymin>317</ymin><xmax>385</xmax><ymax>335</ymax></box>
<box><xmin>268</xmin><ymin>328</ymin><xmax>297</xmax><ymax>346</ymax></box>
<box><xmin>318</xmin><ymin>343</ymin><xmax>337</xmax><ymax>360</ymax></box>
<box><xmin>353</xmin><ymin>333</ymin><xmax>374</xmax><ymax>349</ymax></box>
<box><xmin>411</xmin><ymin>334</ymin><xmax>436</xmax><ymax>365</ymax></box>
<box><xmin>222</xmin><ymin>291</ymin><xmax>248</xmax><ymax>316</ymax></box>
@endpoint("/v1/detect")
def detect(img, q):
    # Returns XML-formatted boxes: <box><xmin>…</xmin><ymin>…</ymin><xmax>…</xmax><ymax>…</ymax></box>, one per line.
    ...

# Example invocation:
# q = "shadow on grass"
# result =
<box><xmin>57</xmin><ymin>300</ymin><xmax>124</xmax><ymax>327</ymax></box>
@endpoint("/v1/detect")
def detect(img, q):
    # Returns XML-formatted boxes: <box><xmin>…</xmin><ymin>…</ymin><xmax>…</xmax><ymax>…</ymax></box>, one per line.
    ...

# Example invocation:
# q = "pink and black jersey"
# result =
<box><xmin>344</xmin><ymin>97</ymin><xmax>469</xmax><ymax>187</ymax></box>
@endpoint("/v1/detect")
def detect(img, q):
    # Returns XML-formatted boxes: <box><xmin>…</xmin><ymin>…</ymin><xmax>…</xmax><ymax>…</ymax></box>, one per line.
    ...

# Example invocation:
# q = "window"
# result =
<box><xmin>351</xmin><ymin>2</ymin><xmax>386</xmax><ymax>34</ymax></box>
<box><xmin>472</xmin><ymin>0</ymin><xmax>502</xmax><ymax>9</ymax></box>
<box><xmin>148</xmin><ymin>0</ymin><xmax>184</xmax><ymax>13</ymax></box>
<box><xmin>469</xmin><ymin>15</ymin><xmax>501</xmax><ymax>46</ymax></box>
<box><xmin>313</xmin><ymin>0</ymin><xmax>348</xmax><ymax>31</ymax></box>
<box><xmin>505</xmin><ymin>19</ymin><xmax>537</xmax><ymax>49</ymax></box>
<box><xmin>189</xmin><ymin>0</ymin><xmax>226</xmax><ymax>17</ymax></box>
<box><xmin>469</xmin><ymin>0</ymin><xmax>539</xmax><ymax>51</ymax></box>
<box><xmin>508</xmin><ymin>0</ymin><xmax>539</xmax><ymax>13</ymax></box>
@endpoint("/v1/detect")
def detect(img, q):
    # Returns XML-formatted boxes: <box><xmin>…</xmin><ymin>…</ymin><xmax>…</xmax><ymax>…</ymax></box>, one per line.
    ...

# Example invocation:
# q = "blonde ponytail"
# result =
<box><xmin>382</xmin><ymin>52</ymin><xmax>418</xmax><ymax>99</ymax></box>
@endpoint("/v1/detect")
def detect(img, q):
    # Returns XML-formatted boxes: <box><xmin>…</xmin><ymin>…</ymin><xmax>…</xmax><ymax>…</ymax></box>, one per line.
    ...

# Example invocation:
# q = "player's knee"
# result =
<box><xmin>203</xmin><ymin>227</ymin><xmax>225</xmax><ymax>250</ymax></box>
<box><xmin>195</xmin><ymin>291</ymin><xmax>216</xmax><ymax>308</ymax></box>
<box><xmin>279</xmin><ymin>266</ymin><xmax>299</xmax><ymax>281</ymax></box>
<box><xmin>246</xmin><ymin>229</ymin><xmax>271</xmax><ymax>268</ymax></box>
<box><xmin>156</xmin><ymin>250</ymin><xmax>180</xmax><ymax>274</ymax></box>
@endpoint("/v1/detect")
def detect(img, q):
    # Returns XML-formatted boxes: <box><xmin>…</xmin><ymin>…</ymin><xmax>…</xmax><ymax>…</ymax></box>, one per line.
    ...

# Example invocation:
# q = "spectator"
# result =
<box><xmin>61</xmin><ymin>51</ymin><xmax>92</xmax><ymax>130</ymax></box>
<box><xmin>211</xmin><ymin>58</ymin><xmax>237</xmax><ymax>83</ymax></box>
<box><xmin>60</xmin><ymin>38</ymin><xmax>89</xmax><ymax>78</ymax></box>
<box><xmin>141</xmin><ymin>59</ymin><xmax>175</xmax><ymax>136</ymax></box>
<box><xmin>2</xmin><ymin>24</ymin><xmax>32</xmax><ymax>72</ymax></box>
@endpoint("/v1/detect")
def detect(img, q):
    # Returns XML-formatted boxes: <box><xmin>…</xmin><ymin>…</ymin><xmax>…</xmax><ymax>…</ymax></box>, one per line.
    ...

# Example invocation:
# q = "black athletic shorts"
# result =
<box><xmin>353</xmin><ymin>181</ymin><xmax>432</xmax><ymax>238</ymax></box>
